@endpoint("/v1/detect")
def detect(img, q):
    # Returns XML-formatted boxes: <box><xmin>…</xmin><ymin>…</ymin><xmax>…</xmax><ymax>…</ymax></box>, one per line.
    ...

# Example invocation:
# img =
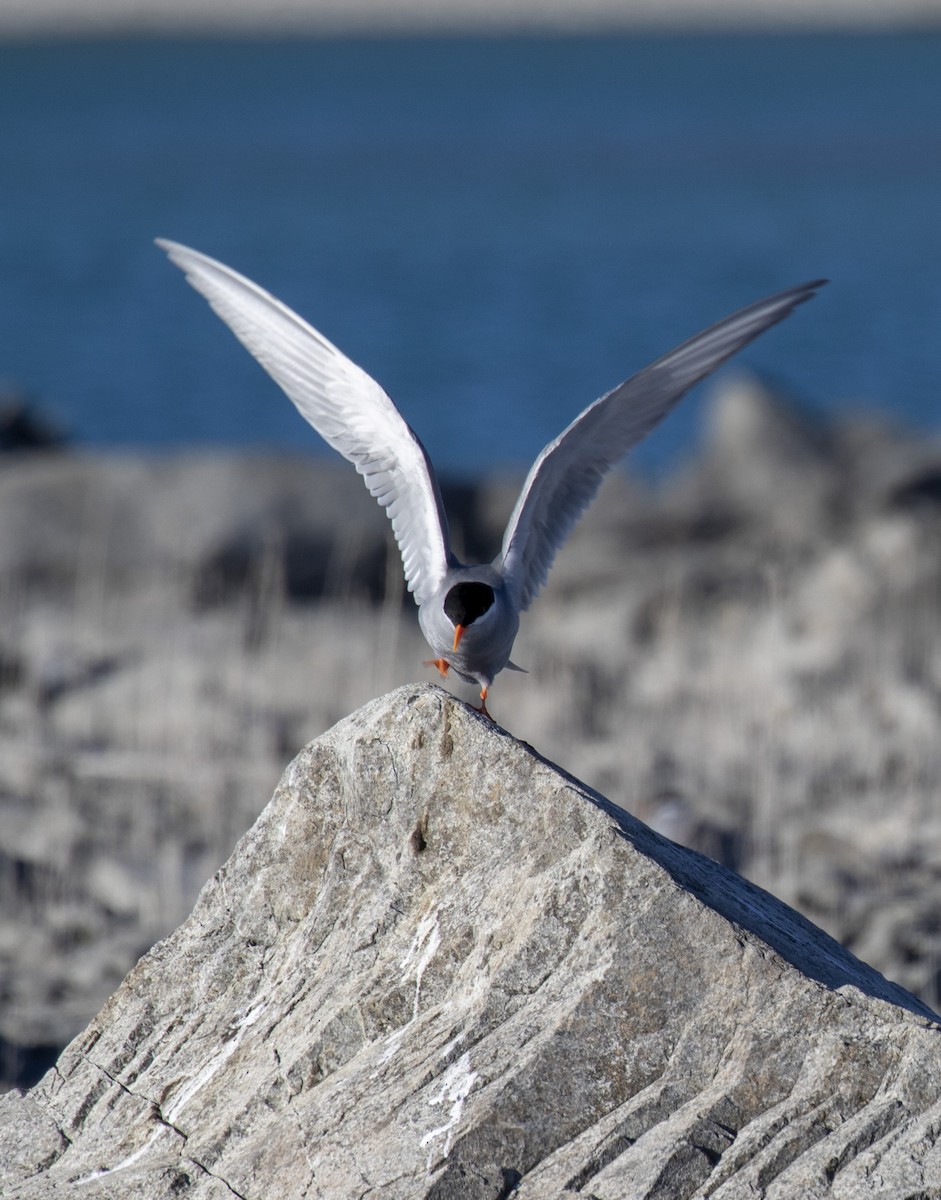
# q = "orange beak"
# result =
<box><xmin>452</xmin><ymin>624</ymin><xmax>466</xmax><ymax>652</ymax></box>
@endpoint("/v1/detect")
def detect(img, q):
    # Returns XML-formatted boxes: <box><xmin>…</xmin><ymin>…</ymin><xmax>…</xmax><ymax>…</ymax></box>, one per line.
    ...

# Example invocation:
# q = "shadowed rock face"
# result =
<box><xmin>2</xmin><ymin>685</ymin><xmax>940</xmax><ymax>1200</ymax></box>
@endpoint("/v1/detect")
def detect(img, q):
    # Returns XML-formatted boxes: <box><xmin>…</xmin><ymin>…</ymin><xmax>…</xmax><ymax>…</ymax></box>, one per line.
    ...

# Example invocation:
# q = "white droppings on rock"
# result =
<box><xmin>419</xmin><ymin>1052</ymin><xmax>479</xmax><ymax>1169</ymax></box>
<box><xmin>401</xmin><ymin>909</ymin><xmax>442</xmax><ymax>1019</ymax></box>
<box><xmin>164</xmin><ymin>999</ymin><xmax>267</xmax><ymax>1126</ymax></box>
<box><xmin>73</xmin><ymin>1127</ymin><xmax>169</xmax><ymax>1184</ymax></box>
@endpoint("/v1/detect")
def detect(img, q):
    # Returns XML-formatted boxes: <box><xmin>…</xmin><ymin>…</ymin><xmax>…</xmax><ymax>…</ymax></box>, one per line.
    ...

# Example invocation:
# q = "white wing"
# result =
<box><xmin>157</xmin><ymin>239</ymin><xmax>452</xmax><ymax>606</ymax></box>
<box><xmin>500</xmin><ymin>279</ymin><xmax>826</xmax><ymax>611</ymax></box>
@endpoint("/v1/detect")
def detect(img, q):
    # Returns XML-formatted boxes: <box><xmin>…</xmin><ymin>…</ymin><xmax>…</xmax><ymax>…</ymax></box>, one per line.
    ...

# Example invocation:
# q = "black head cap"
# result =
<box><xmin>444</xmin><ymin>581</ymin><xmax>495</xmax><ymax>628</ymax></box>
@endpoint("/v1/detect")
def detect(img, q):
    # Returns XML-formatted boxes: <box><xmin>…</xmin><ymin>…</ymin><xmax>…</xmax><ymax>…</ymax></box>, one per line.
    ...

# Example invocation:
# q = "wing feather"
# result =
<box><xmin>157</xmin><ymin>239</ymin><xmax>452</xmax><ymax>606</ymax></box>
<box><xmin>500</xmin><ymin>279</ymin><xmax>827</xmax><ymax>611</ymax></box>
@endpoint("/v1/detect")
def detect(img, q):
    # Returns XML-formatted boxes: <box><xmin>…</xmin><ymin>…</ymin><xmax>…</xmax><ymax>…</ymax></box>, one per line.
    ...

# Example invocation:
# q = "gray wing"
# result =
<box><xmin>157</xmin><ymin>239</ymin><xmax>452</xmax><ymax>606</ymax></box>
<box><xmin>499</xmin><ymin>278</ymin><xmax>826</xmax><ymax>611</ymax></box>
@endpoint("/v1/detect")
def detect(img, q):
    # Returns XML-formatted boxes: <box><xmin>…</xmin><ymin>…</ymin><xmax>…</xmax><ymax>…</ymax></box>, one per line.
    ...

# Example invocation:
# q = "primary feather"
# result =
<box><xmin>499</xmin><ymin>278</ymin><xmax>826</xmax><ymax>611</ymax></box>
<box><xmin>156</xmin><ymin>239</ymin><xmax>452</xmax><ymax>606</ymax></box>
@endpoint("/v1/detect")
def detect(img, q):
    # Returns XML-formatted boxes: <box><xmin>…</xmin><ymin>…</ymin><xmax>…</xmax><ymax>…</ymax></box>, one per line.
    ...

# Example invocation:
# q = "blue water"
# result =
<box><xmin>1</xmin><ymin>35</ymin><xmax>940</xmax><ymax>475</ymax></box>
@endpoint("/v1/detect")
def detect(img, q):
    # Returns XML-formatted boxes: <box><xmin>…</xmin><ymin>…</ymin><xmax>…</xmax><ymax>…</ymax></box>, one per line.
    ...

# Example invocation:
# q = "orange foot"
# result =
<box><xmin>423</xmin><ymin>657</ymin><xmax>450</xmax><ymax>679</ymax></box>
<box><xmin>475</xmin><ymin>686</ymin><xmax>493</xmax><ymax>721</ymax></box>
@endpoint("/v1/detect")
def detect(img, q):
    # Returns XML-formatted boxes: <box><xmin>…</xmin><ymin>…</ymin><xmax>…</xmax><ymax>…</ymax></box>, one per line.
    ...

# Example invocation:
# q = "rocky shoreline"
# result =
<box><xmin>2</xmin><ymin>0</ymin><xmax>939</xmax><ymax>38</ymax></box>
<box><xmin>2</xmin><ymin>374</ymin><xmax>941</xmax><ymax>1090</ymax></box>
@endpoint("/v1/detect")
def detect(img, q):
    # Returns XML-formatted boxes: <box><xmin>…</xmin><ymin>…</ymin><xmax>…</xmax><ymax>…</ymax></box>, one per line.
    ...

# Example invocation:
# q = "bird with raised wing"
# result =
<box><xmin>157</xmin><ymin>239</ymin><xmax>824</xmax><ymax>718</ymax></box>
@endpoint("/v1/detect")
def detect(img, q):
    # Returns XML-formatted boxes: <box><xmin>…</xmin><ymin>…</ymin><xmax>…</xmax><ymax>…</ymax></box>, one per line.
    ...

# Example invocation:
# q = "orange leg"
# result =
<box><xmin>423</xmin><ymin>657</ymin><xmax>450</xmax><ymax>679</ymax></box>
<box><xmin>475</xmin><ymin>686</ymin><xmax>493</xmax><ymax>720</ymax></box>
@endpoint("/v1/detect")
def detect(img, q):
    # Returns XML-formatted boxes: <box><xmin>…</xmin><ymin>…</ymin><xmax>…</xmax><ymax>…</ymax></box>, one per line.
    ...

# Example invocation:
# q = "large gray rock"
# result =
<box><xmin>2</xmin><ymin>686</ymin><xmax>941</xmax><ymax>1199</ymax></box>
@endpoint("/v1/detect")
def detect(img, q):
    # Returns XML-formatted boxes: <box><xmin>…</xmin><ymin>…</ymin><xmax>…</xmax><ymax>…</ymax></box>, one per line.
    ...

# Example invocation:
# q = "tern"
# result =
<box><xmin>157</xmin><ymin>239</ymin><xmax>824</xmax><ymax>717</ymax></box>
